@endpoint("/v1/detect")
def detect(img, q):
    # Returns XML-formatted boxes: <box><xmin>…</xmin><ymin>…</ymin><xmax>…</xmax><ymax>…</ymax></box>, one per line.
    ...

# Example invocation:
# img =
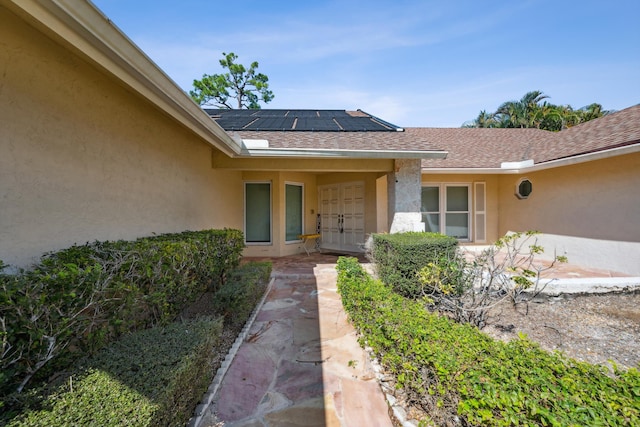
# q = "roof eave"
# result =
<box><xmin>5</xmin><ymin>0</ymin><xmax>242</xmax><ymax>157</ymax></box>
<box><xmin>527</xmin><ymin>143</ymin><xmax>640</xmax><ymax>172</ymax></box>
<box><xmin>423</xmin><ymin>143</ymin><xmax>640</xmax><ymax>174</ymax></box>
<box><xmin>242</xmin><ymin>148</ymin><xmax>448</xmax><ymax>159</ymax></box>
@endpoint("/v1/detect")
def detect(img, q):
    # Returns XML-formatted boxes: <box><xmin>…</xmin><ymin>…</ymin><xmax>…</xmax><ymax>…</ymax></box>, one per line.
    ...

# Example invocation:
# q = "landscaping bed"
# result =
<box><xmin>1</xmin><ymin>261</ymin><xmax>271</xmax><ymax>426</ymax></box>
<box><xmin>1</xmin><ymin>229</ymin><xmax>271</xmax><ymax>426</ymax></box>
<box><xmin>337</xmin><ymin>256</ymin><xmax>640</xmax><ymax>426</ymax></box>
<box><xmin>4</xmin><ymin>317</ymin><xmax>223</xmax><ymax>427</ymax></box>
<box><xmin>484</xmin><ymin>291</ymin><xmax>640</xmax><ymax>370</ymax></box>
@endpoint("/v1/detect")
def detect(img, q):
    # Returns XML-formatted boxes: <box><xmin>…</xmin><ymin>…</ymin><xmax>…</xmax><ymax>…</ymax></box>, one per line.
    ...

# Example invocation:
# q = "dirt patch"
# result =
<box><xmin>484</xmin><ymin>291</ymin><xmax>640</xmax><ymax>370</ymax></box>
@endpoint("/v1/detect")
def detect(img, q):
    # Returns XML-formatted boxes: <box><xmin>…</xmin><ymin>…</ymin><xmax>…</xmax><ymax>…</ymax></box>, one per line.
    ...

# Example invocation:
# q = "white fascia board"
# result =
<box><xmin>242</xmin><ymin>147</ymin><xmax>448</xmax><ymax>159</ymax></box>
<box><xmin>7</xmin><ymin>0</ymin><xmax>242</xmax><ymax>156</ymax></box>
<box><xmin>524</xmin><ymin>144</ymin><xmax>640</xmax><ymax>172</ymax></box>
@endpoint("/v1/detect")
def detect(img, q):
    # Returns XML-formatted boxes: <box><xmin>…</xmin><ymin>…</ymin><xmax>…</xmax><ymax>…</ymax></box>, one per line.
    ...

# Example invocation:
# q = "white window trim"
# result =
<box><xmin>244</xmin><ymin>181</ymin><xmax>272</xmax><ymax>245</ymax></box>
<box><xmin>422</xmin><ymin>182</ymin><xmax>473</xmax><ymax>242</ymax></box>
<box><xmin>474</xmin><ymin>182</ymin><xmax>487</xmax><ymax>243</ymax></box>
<box><xmin>284</xmin><ymin>181</ymin><xmax>304</xmax><ymax>244</ymax></box>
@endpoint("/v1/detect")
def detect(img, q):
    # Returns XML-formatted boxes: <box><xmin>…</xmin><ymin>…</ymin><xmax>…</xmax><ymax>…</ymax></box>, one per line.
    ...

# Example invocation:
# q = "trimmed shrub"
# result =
<box><xmin>369</xmin><ymin>232</ymin><xmax>458</xmax><ymax>298</ymax></box>
<box><xmin>3</xmin><ymin>317</ymin><xmax>223</xmax><ymax>427</ymax></box>
<box><xmin>337</xmin><ymin>257</ymin><xmax>640</xmax><ymax>426</ymax></box>
<box><xmin>213</xmin><ymin>261</ymin><xmax>272</xmax><ymax>328</ymax></box>
<box><xmin>0</xmin><ymin>229</ymin><xmax>244</xmax><ymax>398</ymax></box>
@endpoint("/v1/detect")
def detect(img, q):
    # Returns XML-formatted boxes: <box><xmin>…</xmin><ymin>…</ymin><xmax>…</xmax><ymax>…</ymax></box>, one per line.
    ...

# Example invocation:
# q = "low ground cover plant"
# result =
<box><xmin>337</xmin><ymin>257</ymin><xmax>640</xmax><ymax>426</ymax></box>
<box><xmin>213</xmin><ymin>261</ymin><xmax>272</xmax><ymax>328</ymax></box>
<box><xmin>0</xmin><ymin>229</ymin><xmax>244</xmax><ymax>400</ymax></box>
<box><xmin>4</xmin><ymin>317</ymin><xmax>222</xmax><ymax>427</ymax></box>
<box><xmin>1</xmin><ymin>257</ymin><xmax>272</xmax><ymax>426</ymax></box>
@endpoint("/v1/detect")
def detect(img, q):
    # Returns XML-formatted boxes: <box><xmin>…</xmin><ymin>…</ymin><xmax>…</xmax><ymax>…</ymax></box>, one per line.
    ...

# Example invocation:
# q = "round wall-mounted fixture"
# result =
<box><xmin>516</xmin><ymin>178</ymin><xmax>532</xmax><ymax>199</ymax></box>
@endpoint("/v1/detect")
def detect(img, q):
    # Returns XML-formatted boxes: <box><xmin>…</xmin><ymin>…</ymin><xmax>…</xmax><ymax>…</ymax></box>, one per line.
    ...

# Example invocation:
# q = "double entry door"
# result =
<box><xmin>318</xmin><ymin>182</ymin><xmax>365</xmax><ymax>252</ymax></box>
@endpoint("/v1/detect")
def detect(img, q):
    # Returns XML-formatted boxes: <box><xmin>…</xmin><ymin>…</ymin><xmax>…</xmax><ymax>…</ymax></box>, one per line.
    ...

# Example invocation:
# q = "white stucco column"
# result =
<box><xmin>387</xmin><ymin>158</ymin><xmax>425</xmax><ymax>233</ymax></box>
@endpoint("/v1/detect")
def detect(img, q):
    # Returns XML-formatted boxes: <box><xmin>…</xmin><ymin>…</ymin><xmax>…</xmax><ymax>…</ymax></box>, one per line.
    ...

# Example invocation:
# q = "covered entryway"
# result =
<box><xmin>318</xmin><ymin>181</ymin><xmax>365</xmax><ymax>252</ymax></box>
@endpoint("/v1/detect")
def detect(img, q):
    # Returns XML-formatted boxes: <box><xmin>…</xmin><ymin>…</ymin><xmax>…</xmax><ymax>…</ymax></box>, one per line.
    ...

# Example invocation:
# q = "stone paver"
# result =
<box><xmin>199</xmin><ymin>254</ymin><xmax>393</xmax><ymax>427</ymax></box>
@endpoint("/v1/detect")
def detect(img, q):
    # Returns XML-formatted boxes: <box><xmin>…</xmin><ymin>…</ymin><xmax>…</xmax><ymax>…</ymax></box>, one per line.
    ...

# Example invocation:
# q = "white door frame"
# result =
<box><xmin>318</xmin><ymin>181</ymin><xmax>365</xmax><ymax>252</ymax></box>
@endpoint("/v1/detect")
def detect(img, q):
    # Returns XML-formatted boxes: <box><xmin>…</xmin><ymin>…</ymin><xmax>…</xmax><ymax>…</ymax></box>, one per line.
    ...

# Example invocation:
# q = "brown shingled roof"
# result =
<box><xmin>533</xmin><ymin>104</ymin><xmax>640</xmax><ymax>163</ymax></box>
<box><xmin>416</xmin><ymin>128</ymin><xmax>555</xmax><ymax>169</ymax></box>
<box><xmin>222</xmin><ymin>105</ymin><xmax>640</xmax><ymax>169</ymax></box>
<box><xmin>232</xmin><ymin>130</ymin><xmax>445</xmax><ymax>152</ymax></box>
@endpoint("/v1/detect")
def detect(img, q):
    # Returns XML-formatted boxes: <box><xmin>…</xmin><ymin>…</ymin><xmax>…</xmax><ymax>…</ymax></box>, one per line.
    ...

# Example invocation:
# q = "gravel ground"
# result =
<box><xmin>483</xmin><ymin>291</ymin><xmax>640</xmax><ymax>370</ymax></box>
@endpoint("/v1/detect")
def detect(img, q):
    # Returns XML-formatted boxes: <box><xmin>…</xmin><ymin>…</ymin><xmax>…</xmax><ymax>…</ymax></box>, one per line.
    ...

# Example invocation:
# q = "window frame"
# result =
<box><xmin>244</xmin><ymin>181</ymin><xmax>272</xmax><ymax>245</ymax></box>
<box><xmin>284</xmin><ymin>181</ymin><xmax>304</xmax><ymax>244</ymax></box>
<box><xmin>474</xmin><ymin>182</ymin><xmax>487</xmax><ymax>243</ymax></box>
<box><xmin>516</xmin><ymin>178</ymin><xmax>533</xmax><ymax>199</ymax></box>
<box><xmin>421</xmin><ymin>182</ymin><xmax>472</xmax><ymax>242</ymax></box>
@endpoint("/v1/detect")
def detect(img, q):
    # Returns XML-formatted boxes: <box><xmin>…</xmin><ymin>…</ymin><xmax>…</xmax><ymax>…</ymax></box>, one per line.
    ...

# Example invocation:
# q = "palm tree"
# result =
<box><xmin>462</xmin><ymin>110</ymin><xmax>498</xmax><ymax>128</ymax></box>
<box><xmin>578</xmin><ymin>103</ymin><xmax>611</xmax><ymax>122</ymax></box>
<box><xmin>462</xmin><ymin>91</ymin><xmax>610</xmax><ymax>132</ymax></box>
<box><xmin>495</xmin><ymin>91</ymin><xmax>549</xmax><ymax>128</ymax></box>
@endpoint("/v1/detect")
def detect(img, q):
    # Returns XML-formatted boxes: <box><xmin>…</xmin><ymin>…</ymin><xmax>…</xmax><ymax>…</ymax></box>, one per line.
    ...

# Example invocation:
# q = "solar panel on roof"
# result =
<box><xmin>338</xmin><ymin>118</ymin><xmax>390</xmax><ymax>131</ymax></box>
<box><xmin>215</xmin><ymin>117</ymin><xmax>256</xmax><ymax>130</ymax></box>
<box><xmin>295</xmin><ymin>118</ymin><xmax>341</xmax><ymax>131</ymax></box>
<box><xmin>245</xmin><ymin>117</ymin><xmax>296</xmax><ymax>130</ymax></box>
<box><xmin>289</xmin><ymin>110</ymin><xmax>319</xmax><ymax>118</ymax></box>
<box><xmin>322</xmin><ymin>110</ymin><xmax>351</xmax><ymax>118</ymax></box>
<box><xmin>206</xmin><ymin>109</ymin><xmax>401</xmax><ymax>131</ymax></box>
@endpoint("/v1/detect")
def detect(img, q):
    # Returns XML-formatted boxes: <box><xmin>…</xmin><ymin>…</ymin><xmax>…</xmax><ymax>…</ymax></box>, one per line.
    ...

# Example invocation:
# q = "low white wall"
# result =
<box><xmin>514</xmin><ymin>232</ymin><xmax>640</xmax><ymax>277</ymax></box>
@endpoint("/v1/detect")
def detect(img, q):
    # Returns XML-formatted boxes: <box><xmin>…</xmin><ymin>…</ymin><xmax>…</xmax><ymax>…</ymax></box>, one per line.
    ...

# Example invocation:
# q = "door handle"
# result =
<box><xmin>339</xmin><ymin>214</ymin><xmax>344</xmax><ymax>233</ymax></box>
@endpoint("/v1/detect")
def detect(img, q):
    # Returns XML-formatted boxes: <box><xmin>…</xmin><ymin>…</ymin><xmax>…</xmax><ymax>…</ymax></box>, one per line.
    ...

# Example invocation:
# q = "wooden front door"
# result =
<box><xmin>318</xmin><ymin>182</ymin><xmax>365</xmax><ymax>252</ymax></box>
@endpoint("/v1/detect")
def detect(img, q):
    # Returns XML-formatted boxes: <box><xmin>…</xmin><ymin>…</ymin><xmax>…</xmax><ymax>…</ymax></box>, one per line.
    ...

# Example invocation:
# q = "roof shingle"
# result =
<box><xmin>212</xmin><ymin>105</ymin><xmax>640</xmax><ymax>168</ymax></box>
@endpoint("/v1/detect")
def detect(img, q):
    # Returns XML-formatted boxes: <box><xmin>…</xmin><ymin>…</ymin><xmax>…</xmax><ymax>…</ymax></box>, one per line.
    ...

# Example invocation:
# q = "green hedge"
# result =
<box><xmin>4</xmin><ymin>317</ymin><xmax>223</xmax><ymax>427</ymax></box>
<box><xmin>369</xmin><ymin>232</ymin><xmax>458</xmax><ymax>298</ymax></box>
<box><xmin>337</xmin><ymin>257</ymin><xmax>640</xmax><ymax>426</ymax></box>
<box><xmin>0</xmin><ymin>229</ymin><xmax>244</xmax><ymax>398</ymax></box>
<box><xmin>2</xmin><ymin>259</ymin><xmax>272</xmax><ymax>426</ymax></box>
<box><xmin>213</xmin><ymin>261</ymin><xmax>272</xmax><ymax>328</ymax></box>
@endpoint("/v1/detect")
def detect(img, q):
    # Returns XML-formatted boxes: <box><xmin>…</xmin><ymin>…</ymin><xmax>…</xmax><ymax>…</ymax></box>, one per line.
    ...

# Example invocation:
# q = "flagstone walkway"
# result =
<box><xmin>198</xmin><ymin>253</ymin><xmax>393</xmax><ymax>427</ymax></box>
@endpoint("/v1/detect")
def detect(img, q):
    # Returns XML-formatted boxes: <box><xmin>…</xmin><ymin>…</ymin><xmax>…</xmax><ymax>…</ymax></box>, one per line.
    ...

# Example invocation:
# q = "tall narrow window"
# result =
<box><xmin>245</xmin><ymin>182</ymin><xmax>271</xmax><ymax>244</ymax></box>
<box><xmin>445</xmin><ymin>185</ymin><xmax>469</xmax><ymax>240</ymax></box>
<box><xmin>285</xmin><ymin>183</ymin><xmax>303</xmax><ymax>242</ymax></box>
<box><xmin>474</xmin><ymin>182</ymin><xmax>486</xmax><ymax>242</ymax></box>
<box><xmin>421</xmin><ymin>186</ymin><xmax>440</xmax><ymax>233</ymax></box>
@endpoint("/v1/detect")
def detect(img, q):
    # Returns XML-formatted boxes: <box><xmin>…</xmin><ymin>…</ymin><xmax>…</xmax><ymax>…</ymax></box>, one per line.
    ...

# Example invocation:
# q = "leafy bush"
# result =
<box><xmin>2</xmin><ymin>317</ymin><xmax>223</xmax><ymax>427</ymax></box>
<box><xmin>337</xmin><ymin>257</ymin><xmax>640</xmax><ymax>426</ymax></box>
<box><xmin>213</xmin><ymin>261</ymin><xmax>272</xmax><ymax>328</ymax></box>
<box><xmin>0</xmin><ymin>229</ymin><xmax>244</xmax><ymax>398</ymax></box>
<box><xmin>414</xmin><ymin>231</ymin><xmax>568</xmax><ymax>328</ymax></box>
<box><xmin>369</xmin><ymin>232</ymin><xmax>458</xmax><ymax>298</ymax></box>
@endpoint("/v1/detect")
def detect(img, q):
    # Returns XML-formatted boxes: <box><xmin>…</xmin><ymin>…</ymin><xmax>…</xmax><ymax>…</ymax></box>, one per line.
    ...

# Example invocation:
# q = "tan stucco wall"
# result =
<box><xmin>497</xmin><ymin>153</ymin><xmax>640</xmax><ymax>275</ymax></box>
<box><xmin>0</xmin><ymin>8</ymin><xmax>243</xmax><ymax>267</ymax></box>
<box><xmin>421</xmin><ymin>173</ymin><xmax>500</xmax><ymax>243</ymax></box>
<box><xmin>497</xmin><ymin>153</ymin><xmax>640</xmax><ymax>242</ymax></box>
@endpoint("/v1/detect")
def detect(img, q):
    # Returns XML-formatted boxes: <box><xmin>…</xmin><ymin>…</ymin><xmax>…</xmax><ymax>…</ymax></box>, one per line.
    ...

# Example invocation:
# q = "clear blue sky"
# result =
<box><xmin>92</xmin><ymin>0</ymin><xmax>639</xmax><ymax>127</ymax></box>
